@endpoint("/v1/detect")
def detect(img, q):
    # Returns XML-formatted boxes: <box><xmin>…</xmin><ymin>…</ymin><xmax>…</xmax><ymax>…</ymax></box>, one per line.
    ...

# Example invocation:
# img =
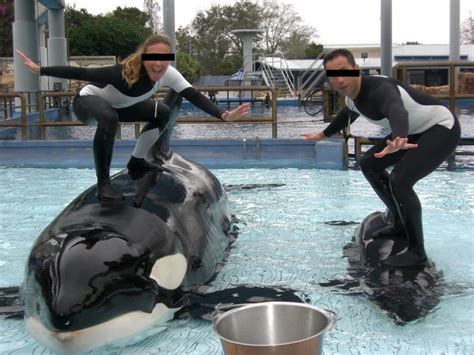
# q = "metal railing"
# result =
<box><xmin>352</xmin><ymin>136</ymin><xmax>474</xmax><ymax>170</ymax></box>
<box><xmin>0</xmin><ymin>92</ymin><xmax>27</xmax><ymax>139</ymax></box>
<box><xmin>1</xmin><ymin>86</ymin><xmax>279</xmax><ymax>140</ymax></box>
<box><xmin>350</xmin><ymin>61</ymin><xmax>474</xmax><ymax>168</ymax></box>
<box><xmin>392</xmin><ymin>61</ymin><xmax>474</xmax><ymax>112</ymax></box>
<box><xmin>298</xmin><ymin>49</ymin><xmax>328</xmax><ymax>98</ymax></box>
<box><xmin>181</xmin><ymin>86</ymin><xmax>278</xmax><ymax>137</ymax></box>
<box><xmin>257</xmin><ymin>53</ymin><xmax>296</xmax><ymax>97</ymax></box>
<box><xmin>38</xmin><ymin>91</ymin><xmax>142</xmax><ymax>140</ymax></box>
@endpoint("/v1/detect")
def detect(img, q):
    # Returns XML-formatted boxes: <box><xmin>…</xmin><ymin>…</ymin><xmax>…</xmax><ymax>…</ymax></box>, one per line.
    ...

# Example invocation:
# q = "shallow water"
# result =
<box><xmin>0</xmin><ymin>167</ymin><xmax>473</xmax><ymax>354</ymax></box>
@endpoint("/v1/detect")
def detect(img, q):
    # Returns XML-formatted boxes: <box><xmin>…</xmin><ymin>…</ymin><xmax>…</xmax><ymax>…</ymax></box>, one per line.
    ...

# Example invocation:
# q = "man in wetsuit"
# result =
<box><xmin>17</xmin><ymin>34</ymin><xmax>249</xmax><ymax>203</ymax></box>
<box><xmin>301</xmin><ymin>49</ymin><xmax>460</xmax><ymax>267</ymax></box>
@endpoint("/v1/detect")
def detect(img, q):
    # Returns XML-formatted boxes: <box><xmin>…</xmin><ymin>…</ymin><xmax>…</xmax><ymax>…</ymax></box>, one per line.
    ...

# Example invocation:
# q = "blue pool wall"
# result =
<box><xmin>0</xmin><ymin>138</ymin><xmax>347</xmax><ymax>169</ymax></box>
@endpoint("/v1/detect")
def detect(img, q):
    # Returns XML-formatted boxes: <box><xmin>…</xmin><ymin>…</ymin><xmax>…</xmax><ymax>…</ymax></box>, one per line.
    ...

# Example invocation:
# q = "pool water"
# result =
<box><xmin>42</xmin><ymin>104</ymin><xmax>474</xmax><ymax>170</ymax></box>
<box><xmin>45</xmin><ymin>104</ymin><xmax>474</xmax><ymax>140</ymax></box>
<box><xmin>0</xmin><ymin>167</ymin><xmax>473</xmax><ymax>354</ymax></box>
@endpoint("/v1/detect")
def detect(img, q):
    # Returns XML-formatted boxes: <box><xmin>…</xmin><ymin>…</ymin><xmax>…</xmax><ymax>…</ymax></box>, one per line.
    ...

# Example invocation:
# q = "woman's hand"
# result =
<box><xmin>221</xmin><ymin>103</ymin><xmax>250</xmax><ymax>121</ymax></box>
<box><xmin>16</xmin><ymin>50</ymin><xmax>40</xmax><ymax>74</ymax></box>
<box><xmin>374</xmin><ymin>136</ymin><xmax>418</xmax><ymax>158</ymax></box>
<box><xmin>300</xmin><ymin>132</ymin><xmax>326</xmax><ymax>141</ymax></box>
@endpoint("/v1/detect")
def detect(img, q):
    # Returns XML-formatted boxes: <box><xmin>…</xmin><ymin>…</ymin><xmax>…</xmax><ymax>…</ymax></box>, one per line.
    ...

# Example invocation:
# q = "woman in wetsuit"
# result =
<box><xmin>17</xmin><ymin>34</ymin><xmax>249</xmax><ymax>203</ymax></box>
<box><xmin>301</xmin><ymin>49</ymin><xmax>460</xmax><ymax>267</ymax></box>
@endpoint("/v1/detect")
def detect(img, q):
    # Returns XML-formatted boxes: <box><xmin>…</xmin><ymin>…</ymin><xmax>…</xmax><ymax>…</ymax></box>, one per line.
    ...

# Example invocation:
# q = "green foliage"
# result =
<box><xmin>0</xmin><ymin>0</ymin><xmax>14</xmax><ymax>57</ymax></box>
<box><xmin>280</xmin><ymin>31</ymin><xmax>314</xmax><ymax>59</ymax></box>
<box><xmin>260</xmin><ymin>0</ymin><xmax>317</xmax><ymax>54</ymax></box>
<box><xmin>176</xmin><ymin>51</ymin><xmax>201</xmax><ymax>83</ymax></box>
<box><xmin>178</xmin><ymin>0</ymin><xmax>319</xmax><ymax>75</ymax></box>
<box><xmin>304</xmin><ymin>43</ymin><xmax>324</xmax><ymax>59</ymax></box>
<box><xmin>0</xmin><ymin>1</ymin><xmax>324</xmax><ymax>79</ymax></box>
<box><xmin>461</xmin><ymin>15</ymin><xmax>474</xmax><ymax>44</ymax></box>
<box><xmin>176</xmin><ymin>27</ymin><xmax>194</xmax><ymax>55</ymax></box>
<box><xmin>190</xmin><ymin>6</ymin><xmax>237</xmax><ymax>75</ymax></box>
<box><xmin>65</xmin><ymin>6</ymin><xmax>153</xmax><ymax>57</ymax></box>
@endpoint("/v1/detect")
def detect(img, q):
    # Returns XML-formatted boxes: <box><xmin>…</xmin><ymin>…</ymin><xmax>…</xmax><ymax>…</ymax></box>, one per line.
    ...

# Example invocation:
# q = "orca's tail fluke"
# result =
<box><xmin>0</xmin><ymin>286</ymin><xmax>23</xmax><ymax>319</ymax></box>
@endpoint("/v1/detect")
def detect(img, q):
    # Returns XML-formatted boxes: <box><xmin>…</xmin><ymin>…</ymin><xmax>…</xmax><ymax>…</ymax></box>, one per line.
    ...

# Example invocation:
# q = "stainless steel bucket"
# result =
<box><xmin>213</xmin><ymin>302</ymin><xmax>335</xmax><ymax>355</ymax></box>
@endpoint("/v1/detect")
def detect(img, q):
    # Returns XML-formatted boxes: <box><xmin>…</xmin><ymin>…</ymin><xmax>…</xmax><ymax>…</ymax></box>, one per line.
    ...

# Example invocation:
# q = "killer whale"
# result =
<box><xmin>18</xmin><ymin>90</ymin><xmax>238</xmax><ymax>353</ymax></box>
<box><xmin>321</xmin><ymin>211</ymin><xmax>444</xmax><ymax>324</ymax></box>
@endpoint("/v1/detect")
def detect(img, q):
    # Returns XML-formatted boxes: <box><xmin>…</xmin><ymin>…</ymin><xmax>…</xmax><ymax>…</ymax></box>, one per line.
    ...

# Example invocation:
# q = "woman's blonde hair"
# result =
<box><xmin>120</xmin><ymin>34</ymin><xmax>172</xmax><ymax>87</ymax></box>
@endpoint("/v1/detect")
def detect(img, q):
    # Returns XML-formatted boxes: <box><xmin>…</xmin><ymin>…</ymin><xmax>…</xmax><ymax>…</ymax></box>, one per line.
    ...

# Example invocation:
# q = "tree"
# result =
<box><xmin>102</xmin><ymin>7</ymin><xmax>153</xmax><ymax>58</ymax></box>
<box><xmin>221</xmin><ymin>1</ymin><xmax>263</xmax><ymax>55</ymax></box>
<box><xmin>260</xmin><ymin>0</ymin><xmax>318</xmax><ymax>54</ymax></box>
<box><xmin>176</xmin><ymin>51</ymin><xmax>200</xmax><ymax>83</ymax></box>
<box><xmin>304</xmin><ymin>43</ymin><xmax>324</xmax><ymax>59</ymax></box>
<box><xmin>65</xmin><ymin>7</ymin><xmax>97</xmax><ymax>56</ymax></box>
<box><xmin>65</xmin><ymin>6</ymin><xmax>152</xmax><ymax>57</ymax></box>
<box><xmin>189</xmin><ymin>5</ymin><xmax>238</xmax><ymax>75</ymax></box>
<box><xmin>143</xmin><ymin>0</ymin><xmax>162</xmax><ymax>34</ymax></box>
<box><xmin>280</xmin><ymin>30</ymin><xmax>314</xmax><ymax>59</ymax></box>
<box><xmin>460</xmin><ymin>14</ymin><xmax>474</xmax><ymax>44</ymax></box>
<box><xmin>0</xmin><ymin>0</ymin><xmax>14</xmax><ymax>57</ymax></box>
<box><xmin>176</xmin><ymin>26</ymin><xmax>195</xmax><ymax>56</ymax></box>
<box><xmin>180</xmin><ymin>1</ymin><xmax>319</xmax><ymax>76</ymax></box>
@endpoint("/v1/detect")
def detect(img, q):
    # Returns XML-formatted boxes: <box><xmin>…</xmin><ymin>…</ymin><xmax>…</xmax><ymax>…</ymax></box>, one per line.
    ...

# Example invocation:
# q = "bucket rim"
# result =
<box><xmin>212</xmin><ymin>301</ymin><xmax>335</xmax><ymax>347</ymax></box>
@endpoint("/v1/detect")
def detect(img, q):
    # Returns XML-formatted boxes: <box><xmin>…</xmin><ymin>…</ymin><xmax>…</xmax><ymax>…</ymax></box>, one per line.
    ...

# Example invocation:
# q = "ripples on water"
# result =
<box><xmin>0</xmin><ymin>167</ymin><xmax>473</xmax><ymax>354</ymax></box>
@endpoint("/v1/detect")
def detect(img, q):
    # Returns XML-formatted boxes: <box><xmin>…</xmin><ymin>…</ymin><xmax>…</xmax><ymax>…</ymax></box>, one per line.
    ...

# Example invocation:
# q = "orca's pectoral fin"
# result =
<box><xmin>0</xmin><ymin>286</ymin><xmax>23</xmax><ymax>319</ymax></box>
<box><xmin>175</xmin><ymin>285</ymin><xmax>302</xmax><ymax>321</ymax></box>
<box><xmin>319</xmin><ymin>279</ymin><xmax>348</xmax><ymax>287</ymax></box>
<box><xmin>224</xmin><ymin>183</ymin><xmax>286</xmax><ymax>192</ymax></box>
<box><xmin>319</xmin><ymin>279</ymin><xmax>362</xmax><ymax>293</ymax></box>
<box><xmin>323</xmin><ymin>220</ymin><xmax>359</xmax><ymax>226</ymax></box>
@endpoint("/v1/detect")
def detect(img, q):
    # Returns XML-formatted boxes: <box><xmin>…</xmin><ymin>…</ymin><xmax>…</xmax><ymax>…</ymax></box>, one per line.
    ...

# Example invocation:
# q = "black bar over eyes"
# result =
<box><xmin>326</xmin><ymin>69</ymin><xmax>360</xmax><ymax>77</ymax></box>
<box><xmin>141</xmin><ymin>53</ymin><xmax>175</xmax><ymax>61</ymax></box>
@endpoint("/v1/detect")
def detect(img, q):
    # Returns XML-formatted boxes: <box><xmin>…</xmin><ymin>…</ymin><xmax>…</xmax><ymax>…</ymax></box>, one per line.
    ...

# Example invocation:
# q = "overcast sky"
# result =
<box><xmin>65</xmin><ymin>0</ymin><xmax>473</xmax><ymax>45</ymax></box>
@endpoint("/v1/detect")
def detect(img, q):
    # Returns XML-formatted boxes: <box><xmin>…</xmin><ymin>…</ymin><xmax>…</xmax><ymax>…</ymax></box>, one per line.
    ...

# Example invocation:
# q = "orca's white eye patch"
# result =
<box><xmin>150</xmin><ymin>254</ymin><xmax>187</xmax><ymax>289</ymax></box>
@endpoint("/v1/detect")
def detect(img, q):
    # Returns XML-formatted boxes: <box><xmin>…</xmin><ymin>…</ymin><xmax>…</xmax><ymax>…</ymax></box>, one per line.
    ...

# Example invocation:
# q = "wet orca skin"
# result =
<box><xmin>322</xmin><ymin>211</ymin><xmax>444</xmax><ymax>324</ymax></box>
<box><xmin>20</xmin><ymin>91</ymin><xmax>234</xmax><ymax>353</ymax></box>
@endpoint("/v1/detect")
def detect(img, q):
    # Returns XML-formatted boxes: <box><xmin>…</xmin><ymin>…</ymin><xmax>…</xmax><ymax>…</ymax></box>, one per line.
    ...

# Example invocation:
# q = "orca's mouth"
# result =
<box><xmin>25</xmin><ymin>301</ymin><xmax>178</xmax><ymax>354</ymax></box>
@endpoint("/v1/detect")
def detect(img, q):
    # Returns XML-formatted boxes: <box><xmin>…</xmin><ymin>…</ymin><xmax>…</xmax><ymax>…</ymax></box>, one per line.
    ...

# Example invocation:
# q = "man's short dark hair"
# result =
<box><xmin>323</xmin><ymin>49</ymin><xmax>356</xmax><ymax>67</ymax></box>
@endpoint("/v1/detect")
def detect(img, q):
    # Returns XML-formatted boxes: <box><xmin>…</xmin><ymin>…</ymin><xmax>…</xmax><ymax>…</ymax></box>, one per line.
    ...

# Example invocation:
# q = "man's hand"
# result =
<box><xmin>374</xmin><ymin>136</ymin><xmax>418</xmax><ymax>158</ymax></box>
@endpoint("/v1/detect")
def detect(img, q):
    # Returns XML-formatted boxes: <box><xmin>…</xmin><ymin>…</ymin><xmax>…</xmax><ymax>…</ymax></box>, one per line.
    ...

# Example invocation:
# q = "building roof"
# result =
<box><xmin>259</xmin><ymin>44</ymin><xmax>474</xmax><ymax>71</ymax></box>
<box><xmin>393</xmin><ymin>44</ymin><xmax>474</xmax><ymax>59</ymax></box>
<box><xmin>194</xmin><ymin>75</ymin><xmax>231</xmax><ymax>86</ymax></box>
<box><xmin>259</xmin><ymin>57</ymin><xmax>381</xmax><ymax>70</ymax></box>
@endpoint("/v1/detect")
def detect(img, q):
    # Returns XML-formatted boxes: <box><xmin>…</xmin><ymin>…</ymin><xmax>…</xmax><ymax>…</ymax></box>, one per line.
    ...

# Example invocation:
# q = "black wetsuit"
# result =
<box><xmin>40</xmin><ymin>64</ymin><xmax>224</xmax><ymax>200</ymax></box>
<box><xmin>324</xmin><ymin>75</ymin><xmax>461</xmax><ymax>266</ymax></box>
